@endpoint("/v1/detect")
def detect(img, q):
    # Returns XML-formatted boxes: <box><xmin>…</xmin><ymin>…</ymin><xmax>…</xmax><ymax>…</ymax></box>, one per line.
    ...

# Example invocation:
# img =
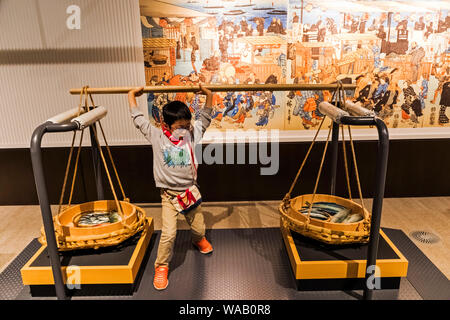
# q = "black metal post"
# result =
<box><xmin>363</xmin><ymin>118</ymin><xmax>389</xmax><ymax>300</ymax></box>
<box><xmin>89</xmin><ymin>123</ymin><xmax>104</xmax><ymax>200</ymax></box>
<box><xmin>30</xmin><ymin>122</ymin><xmax>78</xmax><ymax>300</ymax></box>
<box><xmin>330</xmin><ymin>121</ymin><xmax>340</xmax><ymax>195</ymax></box>
<box><xmin>339</xmin><ymin>116</ymin><xmax>389</xmax><ymax>300</ymax></box>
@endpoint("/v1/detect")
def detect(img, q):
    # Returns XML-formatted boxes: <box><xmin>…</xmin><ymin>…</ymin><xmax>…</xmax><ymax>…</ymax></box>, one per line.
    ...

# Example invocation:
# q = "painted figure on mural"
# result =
<box><xmin>439</xmin><ymin>81</ymin><xmax>450</xmax><ymax>125</ymax></box>
<box><xmin>409</xmin><ymin>42</ymin><xmax>426</xmax><ymax>83</ymax></box>
<box><xmin>140</xmin><ymin>1</ymin><xmax>450</xmax><ymax>131</ymax></box>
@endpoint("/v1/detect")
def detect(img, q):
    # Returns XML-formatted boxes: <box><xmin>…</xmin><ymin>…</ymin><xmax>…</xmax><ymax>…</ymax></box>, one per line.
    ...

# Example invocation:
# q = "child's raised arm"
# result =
<box><xmin>128</xmin><ymin>87</ymin><xmax>144</xmax><ymax>109</ymax></box>
<box><xmin>198</xmin><ymin>84</ymin><xmax>213</xmax><ymax>110</ymax></box>
<box><xmin>194</xmin><ymin>84</ymin><xmax>214</xmax><ymax>141</ymax></box>
<box><xmin>128</xmin><ymin>87</ymin><xmax>153</xmax><ymax>142</ymax></box>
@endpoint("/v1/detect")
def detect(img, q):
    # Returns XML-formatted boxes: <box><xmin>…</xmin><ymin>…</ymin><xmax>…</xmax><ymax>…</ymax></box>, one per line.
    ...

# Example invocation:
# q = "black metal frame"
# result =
<box><xmin>328</xmin><ymin>116</ymin><xmax>389</xmax><ymax>300</ymax></box>
<box><xmin>30</xmin><ymin>121</ymin><xmax>104</xmax><ymax>300</ymax></box>
<box><xmin>31</xmin><ymin>111</ymin><xmax>388</xmax><ymax>301</ymax></box>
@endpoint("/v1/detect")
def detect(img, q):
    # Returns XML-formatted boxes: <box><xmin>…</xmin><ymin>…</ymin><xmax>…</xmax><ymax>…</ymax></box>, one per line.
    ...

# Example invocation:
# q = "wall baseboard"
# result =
<box><xmin>1</xmin><ymin>139</ymin><xmax>449</xmax><ymax>206</ymax></box>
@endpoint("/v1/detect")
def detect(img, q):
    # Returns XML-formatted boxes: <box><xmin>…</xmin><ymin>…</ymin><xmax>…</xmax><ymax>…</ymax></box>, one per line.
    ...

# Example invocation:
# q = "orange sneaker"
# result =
<box><xmin>153</xmin><ymin>266</ymin><xmax>169</xmax><ymax>290</ymax></box>
<box><xmin>194</xmin><ymin>237</ymin><xmax>213</xmax><ymax>254</ymax></box>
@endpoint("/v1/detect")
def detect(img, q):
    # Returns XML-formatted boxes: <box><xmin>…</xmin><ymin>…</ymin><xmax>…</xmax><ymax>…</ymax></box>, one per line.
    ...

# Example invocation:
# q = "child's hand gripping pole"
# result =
<box><xmin>128</xmin><ymin>87</ymin><xmax>145</xmax><ymax>109</ymax></box>
<box><xmin>196</xmin><ymin>84</ymin><xmax>213</xmax><ymax>109</ymax></box>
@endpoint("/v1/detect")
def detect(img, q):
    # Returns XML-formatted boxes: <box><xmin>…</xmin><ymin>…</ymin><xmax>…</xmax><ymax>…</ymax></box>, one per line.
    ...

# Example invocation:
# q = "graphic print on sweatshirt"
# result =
<box><xmin>162</xmin><ymin>144</ymin><xmax>191</xmax><ymax>167</ymax></box>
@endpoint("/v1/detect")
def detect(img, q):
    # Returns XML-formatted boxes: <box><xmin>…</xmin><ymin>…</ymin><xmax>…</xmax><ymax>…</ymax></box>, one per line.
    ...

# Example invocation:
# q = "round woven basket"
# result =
<box><xmin>39</xmin><ymin>200</ymin><xmax>148</xmax><ymax>251</ymax></box>
<box><xmin>280</xmin><ymin>194</ymin><xmax>370</xmax><ymax>245</ymax></box>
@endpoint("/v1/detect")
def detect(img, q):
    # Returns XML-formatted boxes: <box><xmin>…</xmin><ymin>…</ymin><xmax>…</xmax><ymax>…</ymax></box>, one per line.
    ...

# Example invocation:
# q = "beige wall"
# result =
<box><xmin>0</xmin><ymin>0</ymin><xmax>148</xmax><ymax>148</ymax></box>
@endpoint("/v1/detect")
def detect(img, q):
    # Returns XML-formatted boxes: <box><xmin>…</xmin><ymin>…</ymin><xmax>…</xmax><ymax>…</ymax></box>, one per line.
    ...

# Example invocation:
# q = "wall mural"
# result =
<box><xmin>139</xmin><ymin>0</ymin><xmax>450</xmax><ymax>133</ymax></box>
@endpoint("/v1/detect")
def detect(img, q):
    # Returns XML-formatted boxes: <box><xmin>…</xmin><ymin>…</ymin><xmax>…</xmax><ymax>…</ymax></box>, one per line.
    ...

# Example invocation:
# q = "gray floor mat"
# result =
<box><xmin>4</xmin><ymin>228</ymin><xmax>426</xmax><ymax>300</ymax></box>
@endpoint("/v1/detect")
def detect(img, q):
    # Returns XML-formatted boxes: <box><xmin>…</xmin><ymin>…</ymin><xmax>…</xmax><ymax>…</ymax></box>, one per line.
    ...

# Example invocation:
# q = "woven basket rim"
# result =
<box><xmin>280</xmin><ymin>193</ymin><xmax>370</xmax><ymax>231</ymax></box>
<box><xmin>54</xmin><ymin>200</ymin><xmax>138</xmax><ymax>236</ymax></box>
<box><xmin>40</xmin><ymin>204</ymin><xmax>148</xmax><ymax>250</ymax></box>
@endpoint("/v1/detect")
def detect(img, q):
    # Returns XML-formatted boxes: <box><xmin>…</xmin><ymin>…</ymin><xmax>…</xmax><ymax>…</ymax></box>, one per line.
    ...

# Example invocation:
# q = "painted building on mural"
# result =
<box><xmin>139</xmin><ymin>0</ymin><xmax>450</xmax><ymax>131</ymax></box>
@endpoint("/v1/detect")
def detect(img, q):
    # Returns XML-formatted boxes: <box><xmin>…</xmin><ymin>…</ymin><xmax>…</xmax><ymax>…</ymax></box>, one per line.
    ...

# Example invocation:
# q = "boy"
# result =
<box><xmin>128</xmin><ymin>84</ymin><xmax>214</xmax><ymax>290</ymax></box>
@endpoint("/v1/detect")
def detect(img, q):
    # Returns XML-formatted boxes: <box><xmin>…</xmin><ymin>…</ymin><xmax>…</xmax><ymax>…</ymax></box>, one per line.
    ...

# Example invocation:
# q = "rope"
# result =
<box><xmin>279</xmin><ymin>80</ymin><xmax>371</xmax><ymax>244</ymax></box>
<box><xmin>87</xmin><ymin>90</ymin><xmax>127</xmax><ymax>201</ymax></box>
<box><xmin>48</xmin><ymin>85</ymin><xmax>147</xmax><ymax>250</ymax></box>
<box><xmin>67</xmin><ymin>129</ymin><xmax>85</xmax><ymax>207</ymax></box>
<box><xmin>284</xmin><ymin>87</ymin><xmax>338</xmax><ymax>203</ymax></box>
<box><xmin>57</xmin><ymin>86</ymin><xmax>89</xmax><ymax>214</ymax></box>
<box><xmin>66</xmin><ymin>87</ymin><xmax>88</xmax><ymax>208</ymax></box>
<box><xmin>338</xmin><ymin>80</ymin><xmax>367</xmax><ymax>218</ymax></box>
<box><xmin>285</xmin><ymin>116</ymin><xmax>326</xmax><ymax>200</ymax></box>
<box><xmin>347</xmin><ymin>125</ymin><xmax>368</xmax><ymax>220</ymax></box>
<box><xmin>78</xmin><ymin>85</ymin><xmax>88</xmax><ymax>116</ymax></box>
<box><xmin>305</xmin><ymin>124</ymin><xmax>332</xmax><ymax>225</ymax></box>
<box><xmin>86</xmin><ymin>91</ymin><xmax>127</xmax><ymax>219</ymax></box>
<box><xmin>97</xmin><ymin>121</ymin><xmax>127</xmax><ymax>201</ymax></box>
<box><xmin>341</xmin><ymin>125</ymin><xmax>352</xmax><ymax>200</ymax></box>
<box><xmin>57</xmin><ymin>131</ymin><xmax>77</xmax><ymax>214</ymax></box>
<box><xmin>90</xmin><ymin>120</ymin><xmax>126</xmax><ymax>223</ymax></box>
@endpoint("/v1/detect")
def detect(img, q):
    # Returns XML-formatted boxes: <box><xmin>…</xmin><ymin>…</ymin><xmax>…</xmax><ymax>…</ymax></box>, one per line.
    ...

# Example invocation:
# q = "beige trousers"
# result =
<box><xmin>155</xmin><ymin>189</ymin><xmax>205</xmax><ymax>268</ymax></box>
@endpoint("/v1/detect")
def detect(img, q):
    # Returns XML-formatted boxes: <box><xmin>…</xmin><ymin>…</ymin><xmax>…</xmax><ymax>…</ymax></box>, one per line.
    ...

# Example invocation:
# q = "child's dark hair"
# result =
<box><xmin>162</xmin><ymin>101</ymin><xmax>192</xmax><ymax>127</ymax></box>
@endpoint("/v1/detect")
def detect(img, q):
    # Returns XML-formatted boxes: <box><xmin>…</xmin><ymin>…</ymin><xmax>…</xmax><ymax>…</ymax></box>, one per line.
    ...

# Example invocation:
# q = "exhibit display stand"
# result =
<box><xmin>21</xmin><ymin>83</ymin><xmax>407</xmax><ymax>300</ymax></box>
<box><xmin>280</xmin><ymin>91</ymin><xmax>408</xmax><ymax>299</ymax></box>
<box><xmin>22</xmin><ymin>87</ymin><xmax>152</xmax><ymax>299</ymax></box>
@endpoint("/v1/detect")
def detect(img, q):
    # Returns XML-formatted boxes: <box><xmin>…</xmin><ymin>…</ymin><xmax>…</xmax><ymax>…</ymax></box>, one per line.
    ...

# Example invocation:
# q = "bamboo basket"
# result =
<box><xmin>280</xmin><ymin>194</ymin><xmax>370</xmax><ymax>245</ymax></box>
<box><xmin>39</xmin><ymin>200</ymin><xmax>148</xmax><ymax>251</ymax></box>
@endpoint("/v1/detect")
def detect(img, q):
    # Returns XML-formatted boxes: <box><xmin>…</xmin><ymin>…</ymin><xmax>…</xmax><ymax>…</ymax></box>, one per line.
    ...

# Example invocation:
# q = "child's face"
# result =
<box><xmin>166</xmin><ymin>119</ymin><xmax>192</xmax><ymax>132</ymax></box>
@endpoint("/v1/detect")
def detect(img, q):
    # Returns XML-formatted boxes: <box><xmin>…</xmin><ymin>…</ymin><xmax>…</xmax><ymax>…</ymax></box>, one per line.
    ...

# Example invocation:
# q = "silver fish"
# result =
<box><xmin>77</xmin><ymin>211</ymin><xmax>120</xmax><ymax>227</ymax></box>
<box><xmin>299</xmin><ymin>209</ymin><xmax>330</xmax><ymax>221</ymax></box>
<box><xmin>330</xmin><ymin>208</ymin><xmax>352</xmax><ymax>223</ymax></box>
<box><xmin>304</xmin><ymin>201</ymin><xmax>346</xmax><ymax>216</ymax></box>
<box><xmin>308</xmin><ymin>201</ymin><xmax>347</xmax><ymax>209</ymax></box>
<box><xmin>342</xmin><ymin>214</ymin><xmax>363</xmax><ymax>223</ymax></box>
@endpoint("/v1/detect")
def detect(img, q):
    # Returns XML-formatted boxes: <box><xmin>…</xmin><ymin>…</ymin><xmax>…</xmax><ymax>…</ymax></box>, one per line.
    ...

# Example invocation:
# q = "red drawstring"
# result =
<box><xmin>177</xmin><ymin>188</ymin><xmax>197</xmax><ymax>210</ymax></box>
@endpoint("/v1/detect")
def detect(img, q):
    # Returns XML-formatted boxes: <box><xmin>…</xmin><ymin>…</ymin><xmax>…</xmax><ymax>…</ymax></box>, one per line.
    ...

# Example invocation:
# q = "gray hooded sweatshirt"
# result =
<box><xmin>130</xmin><ymin>106</ymin><xmax>213</xmax><ymax>191</ymax></box>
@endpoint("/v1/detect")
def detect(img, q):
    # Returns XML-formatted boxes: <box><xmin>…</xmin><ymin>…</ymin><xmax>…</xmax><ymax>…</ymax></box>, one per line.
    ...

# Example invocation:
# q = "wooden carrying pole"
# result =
<box><xmin>70</xmin><ymin>84</ymin><xmax>356</xmax><ymax>94</ymax></box>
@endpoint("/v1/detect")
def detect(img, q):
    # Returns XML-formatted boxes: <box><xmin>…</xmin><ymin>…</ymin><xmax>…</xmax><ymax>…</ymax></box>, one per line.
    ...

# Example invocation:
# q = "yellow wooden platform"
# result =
<box><xmin>21</xmin><ymin>218</ymin><xmax>153</xmax><ymax>285</ymax></box>
<box><xmin>281</xmin><ymin>222</ymin><xmax>408</xmax><ymax>281</ymax></box>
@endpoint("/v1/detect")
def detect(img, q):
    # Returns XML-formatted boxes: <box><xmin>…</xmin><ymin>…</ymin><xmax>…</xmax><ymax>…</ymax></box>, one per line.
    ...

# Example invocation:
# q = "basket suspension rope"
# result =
<box><xmin>57</xmin><ymin>86</ymin><xmax>127</xmax><ymax>220</ymax></box>
<box><xmin>57</xmin><ymin>131</ymin><xmax>77</xmax><ymax>215</ymax></box>
<box><xmin>283</xmin><ymin>88</ymin><xmax>339</xmax><ymax>203</ymax></box>
<box><xmin>337</xmin><ymin>80</ymin><xmax>368</xmax><ymax>221</ymax></box>
<box><xmin>304</xmin><ymin>83</ymin><xmax>342</xmax><ymax>225</ymax></box>
<box><xmin>283</xmin><ymin>79</ymin><xmax>369</xmax><ymax>227</ymax></box>
<box><xmin>284</xmin><ymin>116</ymin><xmax>326</xmax><ymax>202</ymax></box>
<box><xmin>67</xmin><ymin>86</ymin><xmax>88</xmax><ymax>209</ymax></box>
<box><xmin>86</xmin><ymin>94</ymin><xmax>126</xmax><ymax>223</ymax></box>
<box><xmin>338</xmin><ymin>81</ymin><xmax>352</xmax><ymax>200</ymax></box>
<box><xmin>57</xmin><ymin>86</ymin><xmax>88</xmax><ymax>214</ymax></box>
<box><xmin>338</xmin><ymin>80</ymin><xmax>367</xmax><ymax>220</ymax></box>
<box><xmin>338</xmin><ymin>80</ymin><xmax>353</xmax><ymax>201</ymax></box>
<box><xmin>96</xmin><ymin>121</ymin><xmax>127</xmax><ymax>201</ymax></box>
<box><xmin>277</xmin><ymin>81</ymin><xmax>371</xmax><ymax>244</ymax></box>
<box><xmin>91</xmin><ymin>125</ymin><xmax>125</xmax><ymax>219</ymax></box>
<box><xmin>305</xmin><ymin>124</ymin><xmax>332</xmax><ymax>225</ymax></box>
<box><xmin>67</xmin><ymin>129</ymin><xmax>85</xmax><ymax>208</ymax></box>
<box><xmin>347</xmin><ymin>125</ymin><xmax>367</xmax><ymax>219</ymax></box>
<box><xmin>83</xmin><ymin>87</ymin><xmax>125</xmax><ymax>218</ymax></box>
<box><xmin>43</xmin><ymin>86</ymin><xmax>150</xmax><ymax>251</ymax></box>
<box><xmin>341</xmin><ymin>125</ymin><xmax>352</xmax><ymax>200</ymax></box>
<box><xmin>86</xmin><ymin>90</ymin><xmax>127</xmax><ymax>202</ymax></box>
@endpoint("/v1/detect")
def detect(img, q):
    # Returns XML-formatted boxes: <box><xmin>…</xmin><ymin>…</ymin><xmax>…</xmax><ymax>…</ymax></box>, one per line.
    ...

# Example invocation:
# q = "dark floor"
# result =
<box><xmin>2</xmin><ymin>227</ymin><xmax>449</xmax><ymax>300</ymax></box>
